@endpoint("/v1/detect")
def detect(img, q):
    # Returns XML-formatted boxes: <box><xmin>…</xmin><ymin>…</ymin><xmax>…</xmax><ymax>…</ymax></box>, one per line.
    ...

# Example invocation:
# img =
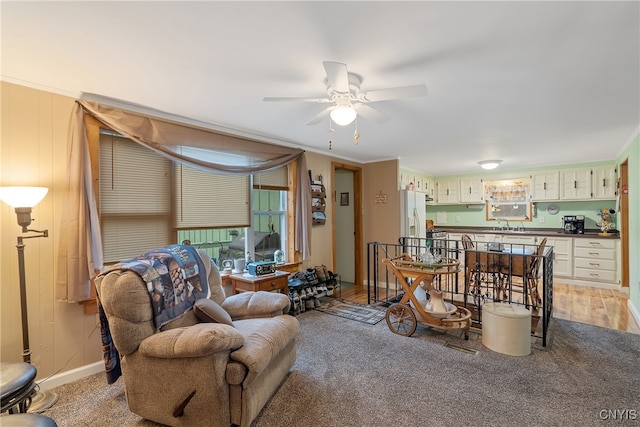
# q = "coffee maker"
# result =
<box><xmin>563</xmin><ymin>215</ymin><xmax>585</xmax><ymax>234</ymax></box>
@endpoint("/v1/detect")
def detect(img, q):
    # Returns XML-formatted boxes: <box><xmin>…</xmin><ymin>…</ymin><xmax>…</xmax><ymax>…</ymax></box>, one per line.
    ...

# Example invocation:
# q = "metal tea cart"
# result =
<box><xmin>382</xmin><ymin>254</ymin><xmax>472</xmax><ymax>339</ymax></box>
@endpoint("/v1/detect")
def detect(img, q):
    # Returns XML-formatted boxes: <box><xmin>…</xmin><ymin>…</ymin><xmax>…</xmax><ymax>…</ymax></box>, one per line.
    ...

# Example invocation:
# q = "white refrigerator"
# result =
<box><xmin>400</xmin><ymin>190</ymin><xmax>427</xmax><ymax>240</ymax></box>
<box><xmin>399</xmin><ymin>189</ymin><xmax>428</xmax><ymax>303</ymax></box>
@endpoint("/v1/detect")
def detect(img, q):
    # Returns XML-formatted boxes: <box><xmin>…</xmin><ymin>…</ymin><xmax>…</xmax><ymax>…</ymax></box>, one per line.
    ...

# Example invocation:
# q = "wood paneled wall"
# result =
<box><xmin>1</xmin><ymin>82</ymin><xmax>102</xmax><ymax>379</ymax></box>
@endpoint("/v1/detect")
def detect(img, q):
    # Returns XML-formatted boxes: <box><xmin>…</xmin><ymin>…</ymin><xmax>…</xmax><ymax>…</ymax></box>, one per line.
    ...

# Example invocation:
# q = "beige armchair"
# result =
<box><xmin>94</xmin><ymin>249</ymin><xmax>299</xmax><ymax>427</ymax></box>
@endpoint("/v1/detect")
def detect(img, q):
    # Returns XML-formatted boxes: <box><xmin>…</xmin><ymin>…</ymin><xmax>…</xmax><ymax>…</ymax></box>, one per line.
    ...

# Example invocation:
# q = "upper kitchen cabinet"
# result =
<box><xmin>436</xmin><ymin>179</ymin><xmax>460</xmax><ymax>204</ymax></box>
<box><xmin>459</xmin><ymin>177</ymin><xmax>484</xmax><ymax>203</ymax></box>
<box><xmin>560</xmin><ymin>168</ymin><xmax>592</xmax><ymax>200</ymax></box>
<box><xmin>591</xmin><ymin>166</ymin><xmax>618</xmax><ymax>200</ymax></box>
<box><xmin>530</xmin><ymin>171</ymin><xmax>559</xmax><ymax>201</ymax></box>
<box><xmin>424</xmin><ymin>178</ymin><xmax>436</xmax><ymax>204</ymax></box>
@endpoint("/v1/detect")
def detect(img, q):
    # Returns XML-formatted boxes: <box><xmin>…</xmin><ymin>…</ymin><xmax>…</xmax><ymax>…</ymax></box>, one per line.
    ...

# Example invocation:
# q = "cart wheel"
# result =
<box><xmin>386</xmin><ymin>303</ymin><xmax>417</xmax><ymax>337</ymax></box>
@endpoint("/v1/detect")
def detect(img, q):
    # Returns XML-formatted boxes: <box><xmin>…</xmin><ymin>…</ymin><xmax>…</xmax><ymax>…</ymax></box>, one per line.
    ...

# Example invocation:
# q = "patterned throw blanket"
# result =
<box><xmin>97</xmin><ymin>244</ymin><xmax>209</xmax><ymax>383</ymax></box>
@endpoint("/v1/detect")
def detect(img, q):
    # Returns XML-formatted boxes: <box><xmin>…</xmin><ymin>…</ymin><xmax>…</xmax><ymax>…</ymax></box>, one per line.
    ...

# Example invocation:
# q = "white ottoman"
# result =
<box><xmin>481</xmin><ymin>302</ymin><xmax>531</xmax><ymax>356</ymax></box>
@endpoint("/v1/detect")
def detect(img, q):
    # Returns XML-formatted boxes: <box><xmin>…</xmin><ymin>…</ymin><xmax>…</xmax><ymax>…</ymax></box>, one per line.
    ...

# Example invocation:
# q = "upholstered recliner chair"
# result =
<box><xmin>94</xmin><ymin>248</ymin><xmax>299</xmax><ymax>427</ymax></box>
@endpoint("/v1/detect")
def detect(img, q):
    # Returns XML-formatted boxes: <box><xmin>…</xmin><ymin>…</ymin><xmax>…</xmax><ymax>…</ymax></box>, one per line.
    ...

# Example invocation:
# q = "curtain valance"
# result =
<box><xmin>56</xmin><ymin>100</ymin><xmax>312</xmax><ymax>302</ymax></box>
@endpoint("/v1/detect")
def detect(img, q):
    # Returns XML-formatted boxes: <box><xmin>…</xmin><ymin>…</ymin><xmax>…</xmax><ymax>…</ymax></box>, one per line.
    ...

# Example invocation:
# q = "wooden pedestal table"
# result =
<box><xmin>382</xmin><ymin>254</ymin><xmax>472</xmax><ymax>339</ymax></box>
<box><xmin>230</xmin><ymin>271</ymin><xmax>289</xmax><ymax>295</ymax></box>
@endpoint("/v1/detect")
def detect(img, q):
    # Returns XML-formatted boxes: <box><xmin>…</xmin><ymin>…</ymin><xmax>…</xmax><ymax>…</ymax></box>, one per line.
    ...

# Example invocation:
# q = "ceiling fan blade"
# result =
<box><xmin>354</xmin><ymin>103</ymin><xmax>391</xmax><ymax>123</ymax></box>
<box><xmin>358</xmin><ymin>84</ymin><xmax>428</xmax><ymax>102</ymax></box>
<box><xmin>263</xmin><ymin>96</ymin><xmax>332</xmax><ymax>103</ymax></box>
<box><xmin>323</xmin><ymin>61</ymin><xmax>350</xmax><ymax>93</ymax></box>
<box><xmin>305</xmin><ymin>106</ymin><xmax>333</xmax><ymax>126</ymax></box>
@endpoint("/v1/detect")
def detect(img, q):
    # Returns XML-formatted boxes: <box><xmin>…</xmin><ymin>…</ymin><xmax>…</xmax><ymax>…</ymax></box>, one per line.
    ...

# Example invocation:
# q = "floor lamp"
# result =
<box><xmin>0</xmin><ymin>186</ymin><xmax>59</xmax><ymax>413</ymax></box>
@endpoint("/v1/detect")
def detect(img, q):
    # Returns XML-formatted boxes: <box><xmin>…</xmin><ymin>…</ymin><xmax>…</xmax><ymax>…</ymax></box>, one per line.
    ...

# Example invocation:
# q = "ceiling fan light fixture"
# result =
<box><xmin>330</xmin><ymin>105</ymin><xmax>357</xmax><ymax>126</ymax></box>
<box><xmin>478</xmin><ymin>160</ymin><xmax>502</xmax><ymax>170</ymax></box>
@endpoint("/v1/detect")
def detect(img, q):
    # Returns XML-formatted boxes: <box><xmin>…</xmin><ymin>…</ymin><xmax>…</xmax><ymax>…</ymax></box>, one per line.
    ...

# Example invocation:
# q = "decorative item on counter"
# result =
<box><xmin>596</xmin><ymin>208</ymin><xmax>616</xmax><ymax>236</ymax></box>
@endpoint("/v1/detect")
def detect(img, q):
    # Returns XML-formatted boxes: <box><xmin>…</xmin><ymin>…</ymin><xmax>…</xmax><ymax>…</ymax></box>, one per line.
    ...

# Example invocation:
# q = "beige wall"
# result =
<box><xmin>1</xmin><ymin>82</ymin><xmax>102</xmax><ymax>379</ymax></box>
<box><xmin>363</xmin><ymin>159</ymin><xmax>400</xmax><ymax>245</ymax></box>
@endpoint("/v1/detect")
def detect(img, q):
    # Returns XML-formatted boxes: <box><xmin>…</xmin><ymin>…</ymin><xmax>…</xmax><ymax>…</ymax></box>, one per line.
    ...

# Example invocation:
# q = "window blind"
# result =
<box><xmin>99</xmin><ymin>134</ymin><xmax>172</xmax><ymax>261</ymax></box>
<box><xmin>253</xmin><ymin>165</ymin><xmax>288</xmax><ymax>190</ymax></box>
<box><xmin>174</xmin><ymin>164</ymin><xmax>250</xmax><ymax>229</ymax></box>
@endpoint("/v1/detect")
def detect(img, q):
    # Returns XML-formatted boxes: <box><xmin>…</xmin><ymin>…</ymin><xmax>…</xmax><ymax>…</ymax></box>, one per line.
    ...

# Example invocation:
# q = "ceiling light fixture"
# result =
<box><xmin>478</xmin><ymin>160</ymin><xmax>502</xmax><ymax>170</ymax></box>
<box><xmin>330</xmin><ymin>105</ymin><xmax>357</xmax><ymax>126</ymax></box>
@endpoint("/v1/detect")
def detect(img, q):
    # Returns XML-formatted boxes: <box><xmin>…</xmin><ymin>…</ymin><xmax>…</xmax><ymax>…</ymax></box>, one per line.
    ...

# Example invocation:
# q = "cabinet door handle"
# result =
<box><xmin>574</xmin><ymin>180</ymin><xmax>577</xmax><ymax>189</ymax></box>
<box><xmin>602</xmin><ymin>178</ymin><xmax>606</xmax><ymax>187</ymax></box>
<box><xmin>469</xmin><ymin>187</ymin><xmax>472</xmax><ymax>194</ymax></box>
<box><xmin>588</xmin><ymin>252</ymin><xmax>600</xmax><ymax>256</ymax></box>
<box><xmin>590</xmin><ymin>273</ymin><xmax>600</xmax><ymax>277</ymax></box>
<box><xmin>589</xmin><ymin>242</ymin><xmax>602</xmax><ymax>246</ymax></box>
<box><xmin>543</xmin><ymin>182</ymin><xmax>547</xmax><ymax>190</ymax></box>
<box><xmin>589</xmin><ymin>262</ymin><xmax>600</xmax><ymax>266</ymax></box>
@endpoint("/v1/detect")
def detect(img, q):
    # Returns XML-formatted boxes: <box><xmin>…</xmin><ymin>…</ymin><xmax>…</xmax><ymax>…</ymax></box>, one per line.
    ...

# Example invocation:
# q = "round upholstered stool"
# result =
<box><xmin>1</xmin><ymin>362</ymin><xmax>37</xmax><ymax>413</ymax></box>
<box><xmin>481</xmin><ymin>302</ymin><xmax>532</xmax><ymax>356</ymax></box>
<box><xmin>0</xmin><ymin>413</ymin><xmax>58</xmax><ymax>427</ymax></box>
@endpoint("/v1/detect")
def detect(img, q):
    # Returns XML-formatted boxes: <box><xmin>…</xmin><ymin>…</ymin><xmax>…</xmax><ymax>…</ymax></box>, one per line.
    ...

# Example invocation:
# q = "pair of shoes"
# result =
<box><xmin>314</xmin><ymin>265</ymin><xmax>328</xmax><ymax>282</ymax></box>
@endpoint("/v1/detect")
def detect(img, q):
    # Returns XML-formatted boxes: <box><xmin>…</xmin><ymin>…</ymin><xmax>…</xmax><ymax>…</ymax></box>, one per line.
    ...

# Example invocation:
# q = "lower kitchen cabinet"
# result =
<box><xmin>573</xmin><ymin>238</ymin><xmax>618</xmax><ymax>284</ymax></box>
<box><xmin>544</xmin><ymin>236</ymin><xmax>573</xmax><ymax>278</ymax></box>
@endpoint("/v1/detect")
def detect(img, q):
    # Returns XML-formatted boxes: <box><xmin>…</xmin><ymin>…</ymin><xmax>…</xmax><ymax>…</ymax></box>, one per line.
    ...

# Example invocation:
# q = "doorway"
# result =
<box><xmin>332</xmin><ymin>162</ymin><xmax>363</xmax><ymax>290</ymax></box>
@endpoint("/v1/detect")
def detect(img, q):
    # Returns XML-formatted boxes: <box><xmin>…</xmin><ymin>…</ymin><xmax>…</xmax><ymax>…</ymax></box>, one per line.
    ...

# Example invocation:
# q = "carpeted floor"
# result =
<box><xmin>40</xmin><ymin>309</ymin><xmax>640</xmax><ymax>427</ymax></box>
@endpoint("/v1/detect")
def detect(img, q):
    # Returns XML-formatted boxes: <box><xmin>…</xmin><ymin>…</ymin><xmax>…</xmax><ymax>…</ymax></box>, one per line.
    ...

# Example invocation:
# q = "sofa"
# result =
<box><xmin>94</xmin><ymin>248</ymin><xmax>299</xmax><ymax>427</ymax></box>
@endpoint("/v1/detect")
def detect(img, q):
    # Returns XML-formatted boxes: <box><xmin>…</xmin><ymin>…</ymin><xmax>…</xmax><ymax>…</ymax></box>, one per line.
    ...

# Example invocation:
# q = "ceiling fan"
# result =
<box><xmin>263</xmin><ymin>61</ymin><xmax>428</xmax><ymax>126</ymax></box>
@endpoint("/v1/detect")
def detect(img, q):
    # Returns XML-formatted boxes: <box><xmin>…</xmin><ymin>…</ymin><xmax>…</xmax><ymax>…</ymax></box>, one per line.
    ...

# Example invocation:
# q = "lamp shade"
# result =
<box><xmin>330</xmin><ymin>106</ymin><xmax>357</xmax><ymax>126</ymax></box>
<box><xmin>478</xmin><ymin>160</ymin><xmax>502</xmax><ymax>170</ymax></box>
<box><xmin>0</xmin><ymin>187</ymin><xmax>49</xmax><ymax>208</ymax></box>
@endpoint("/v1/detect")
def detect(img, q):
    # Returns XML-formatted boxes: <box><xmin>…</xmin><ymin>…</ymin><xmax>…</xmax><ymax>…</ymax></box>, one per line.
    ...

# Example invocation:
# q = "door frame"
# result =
<box><xmin>331</xmin><ymin>162</ymin><xmax>363</xmax><ymax>287</ymax></box>
<box><xmin>620</xmin><ymin>160</ymin><xmax>629</xmax><ymax>287</ymax></box>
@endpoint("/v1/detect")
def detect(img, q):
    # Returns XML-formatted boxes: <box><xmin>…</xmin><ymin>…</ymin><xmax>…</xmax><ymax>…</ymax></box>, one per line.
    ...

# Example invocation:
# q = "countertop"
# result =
<box><xmin>440</xmin><ymin>226</ymin><xmax>620</xmax><ymax>239</ymax></box>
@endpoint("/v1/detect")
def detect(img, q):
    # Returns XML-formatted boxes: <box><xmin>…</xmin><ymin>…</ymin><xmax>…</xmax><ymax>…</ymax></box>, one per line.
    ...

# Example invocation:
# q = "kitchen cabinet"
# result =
<box><xmin>560</xmin><ymin>169</ymin><xmax>592</xmax><ymax>200</ymax></box>
<box><xmin>591</xmin><ymin>166</ymin><xmax>618</xmax><ymax>200</ymax></box>
<box><xmin>459</xmin><ymin>177</ymin><xmax>484</xmax><ymax>203</ymax></box>
<box><xmin>446</xmin><ymin>232</ymin><xmax>471</xmax><ymax>267</ymax></box>
<box><xmin>573</xmin><ymin>238</ymin><xmax>618</xmax><ymax>284</ymax></box>
<box><xmin>472</xmin><ymin>233</ymin><xmax>501</xmax><ymax>251</ymax></box>
<box><xmin>543</xmin><ymin>236</ymin><xmax>573</xmax><ymax>278</ymax></box>
<box><xmin>530</xmin><ymin>172</ymin><xmax>560</xmax><ymax>201</ymax></box>
<box><xmin>436</xmin><ymin>179</ymin><xmax>460</xmax><ymax>204</ymax></box>
<box><xmin>425</xmin><ymin>178</ymin><xmax>436</xmax><ymax>205</ymax></box>
<box><xmin>501</xmin><ymin>234</ymin><xmax>537</xmax><ymax>247</ymax></box>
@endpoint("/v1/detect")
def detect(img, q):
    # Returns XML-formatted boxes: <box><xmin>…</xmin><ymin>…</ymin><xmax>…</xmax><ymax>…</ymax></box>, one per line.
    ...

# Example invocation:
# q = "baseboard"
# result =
<box><xmin>628</xmin><ymin>299</ymin><xmax>640</xmax><ymax>331</ymax></box>
<box><xmin>37</xmin><ymin>361</ymin><xmax>105</xmax><ymax>391</ymax></box>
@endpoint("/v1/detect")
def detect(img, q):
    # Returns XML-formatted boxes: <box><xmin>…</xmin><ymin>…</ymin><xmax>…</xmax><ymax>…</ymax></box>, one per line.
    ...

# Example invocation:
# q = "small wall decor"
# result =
<box><xmin>340</xmin><ymin>192</ymin><xmax>349</xmax><ymax>206</ymax></box>
<box><xmin>375</xmin><ymin>191</ymin><xmax>387</xmax><ymax>204</ymax></box>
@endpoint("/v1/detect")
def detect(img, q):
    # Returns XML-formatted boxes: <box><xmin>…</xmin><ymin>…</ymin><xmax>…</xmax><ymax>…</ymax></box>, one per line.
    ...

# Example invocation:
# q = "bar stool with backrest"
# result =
<box><xmin>525</xmin><ymin>238</ymin><xmax>547</xmax><ymax>309</ymax></box>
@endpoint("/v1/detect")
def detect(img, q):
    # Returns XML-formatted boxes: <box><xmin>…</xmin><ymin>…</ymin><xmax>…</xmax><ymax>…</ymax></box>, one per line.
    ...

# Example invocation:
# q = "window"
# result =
<box><xmin>177</xmin><ymin>173</ymin><xmax>289</xmax><ymax>266</ymax></box>
<box><xmin>99</xmin><ymin>133</ymin><xmax>173</xmax><ymax>262</ymax></box>
<box><xmin>100</xmin><ymin>131</ymin><xmax>288</xmax><ymax>265</ymax></box>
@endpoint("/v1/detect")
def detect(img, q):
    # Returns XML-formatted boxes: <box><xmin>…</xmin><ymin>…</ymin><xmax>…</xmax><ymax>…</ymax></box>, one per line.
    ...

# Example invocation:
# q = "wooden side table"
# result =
<box><xmin>230</xmin><ymin>271</ymin><xmax>289</xmax><ymax>295</ymax></box>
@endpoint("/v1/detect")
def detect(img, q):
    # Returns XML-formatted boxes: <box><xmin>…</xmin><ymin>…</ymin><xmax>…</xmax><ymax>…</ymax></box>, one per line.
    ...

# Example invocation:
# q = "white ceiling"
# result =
<box><xmin>2</xmin><ymin>1</ymin><xmax>639</xmax><ymax>176</ymax></box>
